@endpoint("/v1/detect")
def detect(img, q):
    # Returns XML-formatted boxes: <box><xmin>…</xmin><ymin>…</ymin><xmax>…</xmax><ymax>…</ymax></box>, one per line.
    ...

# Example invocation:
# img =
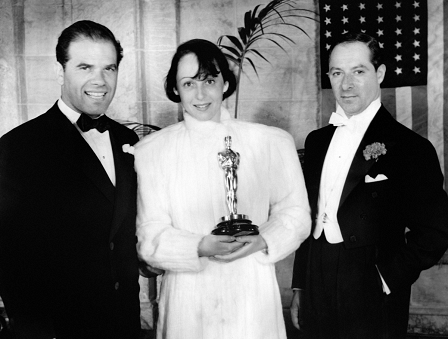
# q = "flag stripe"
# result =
<box><xmin>380</xmin><ymin>88</ymin><xmax>396</xmax><ymax>119</ymax></box>
<box><xmin>396</xmin><ymin>87</ymin><xmax>412</xmax><ymax>129</ymax></box>
<box><xmin>412</xmin><ymin>85</ymin><xmax>428</xmax><ymax>139</ymax></box>
<box><xmin>443</xmin><ymin>0</ymin><xmax>448</xmax><ymax>184</ymax></box>
<box><xmin>427</xmin><ymin>0</ymin><xmax>444</xmax><ymax>176</ymax></box>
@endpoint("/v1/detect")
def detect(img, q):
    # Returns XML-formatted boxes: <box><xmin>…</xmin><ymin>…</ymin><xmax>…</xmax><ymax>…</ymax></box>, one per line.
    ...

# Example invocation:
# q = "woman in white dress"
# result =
<box><xmin>135</xmin><ymin>39</ymin><xmax>311</xmax><ymax>339</ymax></box>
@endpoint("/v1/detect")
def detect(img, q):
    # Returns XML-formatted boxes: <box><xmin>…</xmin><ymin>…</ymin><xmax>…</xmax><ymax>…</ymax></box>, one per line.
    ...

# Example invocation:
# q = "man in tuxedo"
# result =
<box><xmin>0</xmin><ymin>21</ymin><xmax>140</xmax><ymax>338</ymax></box>
<box><xmin>291</xmin><ymin>33</ymin><xmax>448</xmax><ymax>338</ymax></box>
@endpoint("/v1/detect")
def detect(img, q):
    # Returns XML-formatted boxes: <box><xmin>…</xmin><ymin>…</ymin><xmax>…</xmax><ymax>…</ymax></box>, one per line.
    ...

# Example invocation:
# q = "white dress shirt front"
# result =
<box><xmin>313</xmin><ymin>98</ymin><xmax>381</xmax><ymax>243</ymax></box>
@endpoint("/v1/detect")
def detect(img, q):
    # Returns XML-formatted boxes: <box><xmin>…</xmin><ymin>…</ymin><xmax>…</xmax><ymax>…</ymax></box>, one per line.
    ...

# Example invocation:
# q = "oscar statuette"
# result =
<box><xmin>211</xmin><ymin>136</ymin><xmax>259</xmax><ymax>237</ymax></box>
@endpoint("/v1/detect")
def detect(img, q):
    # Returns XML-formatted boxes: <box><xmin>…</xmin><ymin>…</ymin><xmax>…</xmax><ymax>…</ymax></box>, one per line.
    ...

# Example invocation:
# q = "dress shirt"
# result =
<box><xmin>58</xmin><ymin>99</ymin><xmax>116</xmax><ymax>186</ymax></box>
<box><xmin>313</xmin><ymin>97</ymin><xmax>381</xmax><ymax>243</ymax></box>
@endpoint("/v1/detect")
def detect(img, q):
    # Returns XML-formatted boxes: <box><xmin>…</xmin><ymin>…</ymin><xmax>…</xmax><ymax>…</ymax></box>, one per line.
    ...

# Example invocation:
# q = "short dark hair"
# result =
<box><xmin>328</xmin><ymin>32</ymin><xmax>382</xmax><ymax>70</ymax></box>
<box><xmin>165</xmin><ymin>39</ymin><xmax>237</xmax><ymax>103</ymax></box>
<box><xmin>56</xmin><ymin>20</ymin><xmax>123</xmax><ymax>69</ymax></box>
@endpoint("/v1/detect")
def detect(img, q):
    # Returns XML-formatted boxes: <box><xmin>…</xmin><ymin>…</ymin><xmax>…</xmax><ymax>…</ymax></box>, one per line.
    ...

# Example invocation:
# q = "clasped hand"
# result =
<box><xmin>198</xmin><ymin>234</ymin><xmax>267</xmax><ymax>263</ymax></box>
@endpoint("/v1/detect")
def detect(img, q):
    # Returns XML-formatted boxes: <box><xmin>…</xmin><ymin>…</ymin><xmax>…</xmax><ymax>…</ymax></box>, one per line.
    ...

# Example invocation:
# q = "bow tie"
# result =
<box><xmin>329</xmin><ymin>112</ymin><xmax>350</xmax><ymax>126</ymax></box>
<box><xmin>76</xmin><ymin>113</ymin><xmax>110</xmax><ymax>133</ymax></box>
<box><xmin>329</xmin><ymin>112</ymin><xmax>356</xmax><ymax>131</ymax></box>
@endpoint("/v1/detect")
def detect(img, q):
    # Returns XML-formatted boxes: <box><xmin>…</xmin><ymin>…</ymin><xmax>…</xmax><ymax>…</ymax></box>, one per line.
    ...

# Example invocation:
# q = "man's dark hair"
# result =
<box><xmin>328</xmin><ymin>32</ymin><xmax>383</xmax><ymax>70</ymax></box>
<box><xmin>56</xmin><ymin>20</ymin><xmax>123</xmax><ymax>69</ymax></box>
<box><xmin>165</xmin><ymin>39</ymin><xmax>237</xmax><ymax>103</ymax></box>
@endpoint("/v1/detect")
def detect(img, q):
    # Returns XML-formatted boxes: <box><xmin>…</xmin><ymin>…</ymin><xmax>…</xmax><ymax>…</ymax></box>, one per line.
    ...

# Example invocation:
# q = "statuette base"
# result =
<box><xmin>212</xmin><ymin>215</ymin><xmax>259</xmax><ymax>237</ymax></box>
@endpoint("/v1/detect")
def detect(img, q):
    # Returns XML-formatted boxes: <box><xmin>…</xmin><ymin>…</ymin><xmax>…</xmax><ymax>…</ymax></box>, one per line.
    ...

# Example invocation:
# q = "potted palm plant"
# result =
<box><xmin>118</xmin><ymin>120</ymin><xmax>160</xmax><ymax>139</ymax></box>
<box><xmin>217</xmin><ymin>0</ymin><xmax>317</xmax><ymax>118</ymax></box>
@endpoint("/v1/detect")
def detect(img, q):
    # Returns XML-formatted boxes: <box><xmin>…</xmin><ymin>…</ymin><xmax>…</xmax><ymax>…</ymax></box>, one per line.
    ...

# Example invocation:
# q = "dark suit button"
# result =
<box><xmin>360</xmin><ymin>213</ymin><xmax>367</xmax><ymax>220</ymax></box>
<box><xmin>372</xmin><ymin>192</ymin><xmax>378</xmax><ymax>198</ymax></box>
<box><xmin>110</xmin><ymin>242</ymin><xmax>114</xmax><ymax>250</ymax></box>
<box><xmin>350</xmin><ymin>236</ymin><xmax>357</xmax><ymax>242</ymax></box>
<box><xmin>114</xmin><ymin>282</ymin><xmax>119</xmax><ymax>290</ymax></box>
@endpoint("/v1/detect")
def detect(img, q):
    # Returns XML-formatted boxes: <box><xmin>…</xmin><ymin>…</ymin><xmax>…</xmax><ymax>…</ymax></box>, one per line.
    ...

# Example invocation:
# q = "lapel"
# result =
<box><xmin>307</xmin><ymin>126</ymin><xmax>337</xmax><ymax>211</ymax></box>
<box><xmin>108</xmin><ymin>123</ymin><xmax>135</xmax><ymax>241</ymax></box>
<box><xmin>49</xmin><ymin>105</ymin><xmax>115</xmax><ymax>204</ymax></box>
<box><xmin>339</xmin><ymin>106</ymin><xmax>393</xmax><ymax>207</ymax></box>
<box><xmin>45</xmin><ymin>104</ymin><xmax>137</xmax><ymax>241</ymax></box>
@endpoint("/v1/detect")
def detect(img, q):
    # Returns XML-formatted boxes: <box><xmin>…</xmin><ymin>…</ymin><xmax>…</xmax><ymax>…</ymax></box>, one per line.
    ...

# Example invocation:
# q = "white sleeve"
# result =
<box><xmin>255</xmin><ymin>132</ymin><xmax>311</xmax><ymax>264</ymax></box>
<box><xmin>135</xmin><ymin>141</ymin><xmax>209</xmax><ymax>273</ymax></box>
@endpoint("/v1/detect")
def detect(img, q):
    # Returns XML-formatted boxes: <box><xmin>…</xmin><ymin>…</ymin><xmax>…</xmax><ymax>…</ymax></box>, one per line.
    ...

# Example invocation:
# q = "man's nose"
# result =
<box><xmin>91</xmin><ymin>70</ymin><xmax>106</xmax><ymax>86</ymax></box>
<box><xmin>341</xmin><ymin>74</ymin><xmax>354</xmax><ymax>90</ymax></box>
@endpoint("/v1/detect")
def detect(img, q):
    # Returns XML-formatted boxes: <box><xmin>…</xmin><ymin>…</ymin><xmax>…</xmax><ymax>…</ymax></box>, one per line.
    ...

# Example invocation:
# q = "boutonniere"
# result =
<box><xmin>363</xmin><ymin>142</ymin><xmax>386</xmax><ymax>161</ymax></box>
<box><xmin>122</xmin><ymin>144</ymin><xmax>135</xmax><ymax>155</ymax></box>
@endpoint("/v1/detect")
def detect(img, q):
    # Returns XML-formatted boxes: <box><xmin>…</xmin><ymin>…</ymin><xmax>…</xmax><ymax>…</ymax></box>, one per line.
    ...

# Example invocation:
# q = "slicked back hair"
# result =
<box><xmin>328</xmin><ymin>32</ymin><xmax>383</xmax><ymax>70</ymax></box>
<box><xmin>56</xmin><ymin>20</ymin><xmax>123</xmax><ymax>69</ymax></box>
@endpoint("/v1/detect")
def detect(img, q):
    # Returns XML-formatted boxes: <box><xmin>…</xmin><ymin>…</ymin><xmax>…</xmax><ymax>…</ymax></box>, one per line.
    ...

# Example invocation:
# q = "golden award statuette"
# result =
<box><xmin>211</xmin><ymin>136</ymin><xmax>259</xmax><ymax>237</ymax></box>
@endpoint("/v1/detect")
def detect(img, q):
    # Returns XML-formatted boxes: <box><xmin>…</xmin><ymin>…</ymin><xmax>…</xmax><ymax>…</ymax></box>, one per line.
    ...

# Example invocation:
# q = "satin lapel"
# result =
<box><xmin>339</xmin><ymin>107</ymin><xmax>391</xmax><ymax>207</ymax></box>
<box><xmin>307</xmin><ymin>126</ymin><xmax>337</xmax><ymax>209</ymax></box>
<box><xmin>53</xmin><ymin>109</ymin><xmax>115</xmax><ymax>204</ymax></box>
<box><xmin>108</xmin><ymin>127</ymin><xmax>134</xmax><ymax>241</ymax></box>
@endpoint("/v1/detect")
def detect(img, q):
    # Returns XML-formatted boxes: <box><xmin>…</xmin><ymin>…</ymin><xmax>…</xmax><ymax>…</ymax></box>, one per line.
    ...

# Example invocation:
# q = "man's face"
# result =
<box><xmin>328</xmin><ymin>41</ymin><xmax>385</xmax><ymax>116</ymax></box>
<box><xmin>57</xmin><ymin>38</ymin><xmax>118</xmax><ymax>117</ymax></box>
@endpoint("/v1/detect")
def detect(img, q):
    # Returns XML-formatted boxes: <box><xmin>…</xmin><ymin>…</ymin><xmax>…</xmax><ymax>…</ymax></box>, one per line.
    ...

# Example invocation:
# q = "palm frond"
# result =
<box><xmin>217</xmin><ymin>0</ymin><xmax>318</xmax><ymax>118</ymax></box>
<box><xmin>219</xmin><ymin>44</ymin><xmax>240</xmax><ymax>57</ymax></box>
<box><xmin>218</xmin><ymin>35</ymin><xmax>244</xmax><ymax>52</ymax></box>
<box><xmin>251</xmin><ymin>4</ymin><xmax>262</xmax><ymax>23</ymax></box>
<box><xmin>248</xmin><ymin>35</ymin><xmax>290</xmax><ymax>53</ymax></box>
<box><xmin>221</xmin><ymin>53</ymin><xmax>241</xmax><ymax>67</ymax></box>
<box><xmin>246</xmin><ymin>48</ymin><xmax>271</xmax><ymax>64</ymax></box>
<box><xmin>118</xmin><ymin>120</ymin><xmax>161</xmax><ymax>139</ymax></box>
<box><xmin>245</xmin><ymin>57</ymin><xmax>259</xmax><ymax>77</ymax></box>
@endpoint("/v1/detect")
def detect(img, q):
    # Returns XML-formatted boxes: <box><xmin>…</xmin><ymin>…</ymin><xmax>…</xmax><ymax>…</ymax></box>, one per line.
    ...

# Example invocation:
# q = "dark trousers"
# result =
<box><xmin>303</xmin><ymin>234</ymin><xmax>410</xmax><ymax>339</ymax></box>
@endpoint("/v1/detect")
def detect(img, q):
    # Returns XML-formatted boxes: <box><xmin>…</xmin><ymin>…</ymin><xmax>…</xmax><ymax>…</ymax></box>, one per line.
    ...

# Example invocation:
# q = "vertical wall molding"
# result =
<box><xmin>174</xmin><ymin>0</ymin><xmax>183</xmax><ymax>122</ymax></box>
<box><xmin>134</xmin><ymin>0</ymin><xmax>148</xmax><ymax>124</ymax></box>
<box><xmin>61</xmin><ymin>0</ymin><xmax>73</xmax><ymax>29</ymax></box>
<box><xmin>11</xmin><ymin>0</ymin><xmax>27</xmax><ymax>124</ymax></box>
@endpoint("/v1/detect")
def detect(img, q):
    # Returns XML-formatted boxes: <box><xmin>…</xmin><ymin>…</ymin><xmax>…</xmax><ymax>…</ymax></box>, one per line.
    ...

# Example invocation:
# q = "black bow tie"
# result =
<box><xmin>76</xmin><ymin>113</ymin><xmax>110</xmax><ymax>133</ymax></box>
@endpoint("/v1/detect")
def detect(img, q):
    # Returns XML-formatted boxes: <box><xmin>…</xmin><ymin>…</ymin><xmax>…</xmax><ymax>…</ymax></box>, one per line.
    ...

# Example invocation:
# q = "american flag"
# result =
<box><xmin>318</xmin><ymin>0</ymin><xmax>448</xmax><ymax>188</ymax></box>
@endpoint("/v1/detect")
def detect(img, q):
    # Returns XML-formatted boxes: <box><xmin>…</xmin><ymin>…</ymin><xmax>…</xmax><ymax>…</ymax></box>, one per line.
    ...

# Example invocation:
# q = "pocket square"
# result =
<box><xmin>365</xmin><ymin>174</ymin><xmax>388</xmax><ymax>183</ymax></box>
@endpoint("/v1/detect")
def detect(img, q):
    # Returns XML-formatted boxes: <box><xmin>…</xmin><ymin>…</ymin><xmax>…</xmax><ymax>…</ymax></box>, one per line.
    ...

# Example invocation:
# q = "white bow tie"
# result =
<box><xmin>329</xmin><ymin>112</ymin><xmax>356</xmax><ymax>131</ymax></box>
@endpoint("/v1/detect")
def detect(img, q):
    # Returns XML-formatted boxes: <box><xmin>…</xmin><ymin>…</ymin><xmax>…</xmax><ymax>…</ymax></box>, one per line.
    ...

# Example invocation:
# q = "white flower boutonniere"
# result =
<box><xmin>363</xmin><ymin>142</ymin><xmax>386</xmax><ymax>161</ymax></box>
<box><xmin>122</xmin><ymin>144</ymin><xmax>135</xmax><ymax>155</ymax></box>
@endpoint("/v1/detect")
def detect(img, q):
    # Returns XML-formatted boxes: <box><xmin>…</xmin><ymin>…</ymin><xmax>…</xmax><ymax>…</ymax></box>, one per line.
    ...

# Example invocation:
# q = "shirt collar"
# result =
<box><xmin>336</xmin><ymin>97</ymin><xmax>380</xmax><ymax>123</ymax></box>
<box><xmin>58</xmin><ymin>99</ymin><xmax>81</xmax><ymax>124</ymax></box>
<box><xmin>335</xmin><ymin>97</ymin><xmax>381</xmax><ymax>133</ymax></box>
<box><xmin>57</xmin><ymin>99</ymin><xmax>105</xmax><ymax>124</ymax></box>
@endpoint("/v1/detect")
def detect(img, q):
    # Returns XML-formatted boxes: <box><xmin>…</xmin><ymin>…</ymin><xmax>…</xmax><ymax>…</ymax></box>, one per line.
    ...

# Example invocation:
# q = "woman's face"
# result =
<box><xmin>174</xmin><ymin>53</ymin><xmax>229</xmax><ymax>123</ymax></box>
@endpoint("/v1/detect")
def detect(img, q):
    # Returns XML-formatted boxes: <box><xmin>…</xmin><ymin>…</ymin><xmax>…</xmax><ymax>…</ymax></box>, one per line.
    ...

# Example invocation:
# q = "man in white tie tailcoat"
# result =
<box><xmin>290</xmin><ymin>32</ymin><xmax>448</xmax><ymax>339</ymax></box>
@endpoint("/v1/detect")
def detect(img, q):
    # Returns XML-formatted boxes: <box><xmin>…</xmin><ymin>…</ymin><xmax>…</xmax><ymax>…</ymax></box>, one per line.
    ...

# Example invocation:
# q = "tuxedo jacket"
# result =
<box><xmin>292</xmin><ymin>105</ymin><xmax>448</xmax><ymax>293</ymax></box>
<box><xmin>0</xmin><ymin>103</ymin><xmax>141</xmax><ymax>338</ymax></box>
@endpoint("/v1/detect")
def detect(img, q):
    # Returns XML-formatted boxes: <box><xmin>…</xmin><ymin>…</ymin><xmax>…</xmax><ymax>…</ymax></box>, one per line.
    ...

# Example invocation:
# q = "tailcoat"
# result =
<box><xmin>292</xmin><ymin>106</ymin><xmax>448</xmax><ymax>338</ymax></box>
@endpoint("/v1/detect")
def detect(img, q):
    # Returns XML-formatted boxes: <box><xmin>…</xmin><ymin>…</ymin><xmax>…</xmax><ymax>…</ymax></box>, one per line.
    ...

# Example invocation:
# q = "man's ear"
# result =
<box><xmin>56</xmin><ymin>62</ymin><xmax>64</xmax><ymax>86</ymax></box>
<box><xmin>377</xmin><ymin>64</ymin><xmax>386</xmax><ymax>85</ymax></box>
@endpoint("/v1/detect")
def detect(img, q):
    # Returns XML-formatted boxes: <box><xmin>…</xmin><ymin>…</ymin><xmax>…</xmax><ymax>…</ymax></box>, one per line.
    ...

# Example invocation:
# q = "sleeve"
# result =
<box><xmin>291</xmin><ymin>237</ymin><xmax>310</xmax><ymax>289</ymax></box>
<box><xmin>0</xmin><ymin>132</ymin><xmax>57</xmax><ymax>337</ymax></box>
<box><xmin>135</xmin><ymin>139</ymin><xmax>209</xmax><ymax>273</ymax></box>
<box><xmin>378</xmin><ymin>135</ymin><xmax>448</xmax><ymax>291</ymax></box>
<box><xmin>291</xmin><ymin>131</ymin><xmax>316</xmax><ymax>289</ymax></box>
<box><xmin>254</xmin><ymin>131</ymin><xmax>312</xmax><ymax>264</ymax></box>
